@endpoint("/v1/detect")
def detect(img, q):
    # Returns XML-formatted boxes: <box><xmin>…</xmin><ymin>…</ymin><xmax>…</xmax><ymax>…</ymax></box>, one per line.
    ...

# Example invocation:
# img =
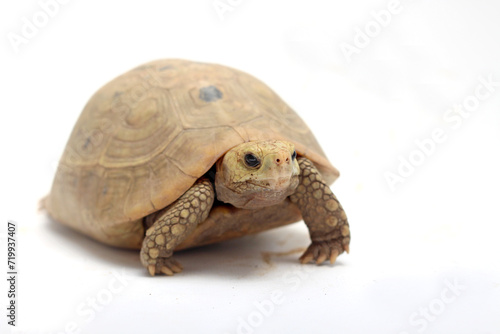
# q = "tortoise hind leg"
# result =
<box><xmin>140</xmin><ymin>178</ymin><xmax>214</xmax><ymax>276</ymax></box>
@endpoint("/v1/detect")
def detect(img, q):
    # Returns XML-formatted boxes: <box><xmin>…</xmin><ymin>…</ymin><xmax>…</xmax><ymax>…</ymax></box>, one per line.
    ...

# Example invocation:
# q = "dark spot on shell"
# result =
<box><xmin>82</xmin><ymin>137</ymin><xmax>91</xmax><ymax>150</ymax></box>
<box><xmin>199</xmin><ymin>85</ymin><xmax>223</xmax><ymax>102</ymax></box>
<box><xmin>159</xmin><ymin>65</ymin><xmax>173</xmax><ymax>71</ymax></box>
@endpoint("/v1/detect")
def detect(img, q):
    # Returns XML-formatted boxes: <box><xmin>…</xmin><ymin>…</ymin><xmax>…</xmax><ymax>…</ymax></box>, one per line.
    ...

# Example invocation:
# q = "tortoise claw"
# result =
<box><xmin>148</xmin><ymin>265</ymin><xmax>156</xmax><ymax>277</ymax></box>
<box><xmin>170</xmin><ymin>261</ymin><xmax>183</xmax><ymax>273</ymax></box>
<box><xmin>329</xmin><ymin>249</ymin><xmax>339</xmax><ymax>264</ymax></box>
<box><xmin>160</xmin><ymin>266</ymin><xmax>174</xmax><ymax>276</ymax></box>
<box><xmin>300</xmin><ymin>240</ymin><xmax>346</xmax><ymax>265</ymax></box>
<box><xmin>300</xmin><ymin>253</ymin><xmax>314</xmax><ymax>264</ymax></box>
<box><xmin>146</xmin><ymin>257</ymin><xmax>184</xmax><ymax>276</ymax></box>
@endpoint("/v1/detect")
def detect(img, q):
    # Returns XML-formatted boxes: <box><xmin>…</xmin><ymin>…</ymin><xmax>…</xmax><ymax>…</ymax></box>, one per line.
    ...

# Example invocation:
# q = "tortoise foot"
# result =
<box><xmin>299</xmin><ymin>239</ymin><xmax>348</xmax><ymax>265</ymax></box>
<box><xmin>147</xmin><ymin>257</ymin><xmax>184</xmax><ymax>277</ymax></box>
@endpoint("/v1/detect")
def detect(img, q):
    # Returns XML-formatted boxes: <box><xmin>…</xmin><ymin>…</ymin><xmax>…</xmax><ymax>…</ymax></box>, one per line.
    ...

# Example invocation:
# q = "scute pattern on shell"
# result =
<box><xmin>46</xmin><ymin>59</ymin><xmax>339</xmax><ymax>248</ymax></box>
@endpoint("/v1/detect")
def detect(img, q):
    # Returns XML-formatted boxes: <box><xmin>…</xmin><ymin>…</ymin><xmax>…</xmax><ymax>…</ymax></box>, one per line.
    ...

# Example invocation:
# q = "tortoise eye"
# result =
<box><xmin>244</xmin><ymin>153</ymin><xmax>261</xmax><ymax>168</ymax></box>
<box><xmin>291</xmin><ymin>150</ymin><xmax>297</xmax><ymax>161</ymax></box>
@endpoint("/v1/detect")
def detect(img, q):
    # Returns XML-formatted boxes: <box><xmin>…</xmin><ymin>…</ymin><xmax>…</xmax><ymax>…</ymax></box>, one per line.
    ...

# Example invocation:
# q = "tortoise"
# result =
<box><xmin>45</xmin><ymin>59</ymin><xmax>350</xmax><ymax>276</ymax></box>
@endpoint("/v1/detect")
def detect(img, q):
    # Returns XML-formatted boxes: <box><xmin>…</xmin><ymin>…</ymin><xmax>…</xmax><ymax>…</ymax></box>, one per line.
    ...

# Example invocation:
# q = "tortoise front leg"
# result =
<box><xmin>140</xmin><ymin>178</ymin><xmax>214</xmax><ymax>276</ymax></box>
<box><xmin>290</xmin><ymin>157</ymin><xmax>350</xmax><ymax>265</ymax></box>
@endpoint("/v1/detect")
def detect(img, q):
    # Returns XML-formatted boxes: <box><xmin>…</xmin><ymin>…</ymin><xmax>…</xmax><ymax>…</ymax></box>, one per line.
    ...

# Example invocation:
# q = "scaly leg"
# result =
<box><xmin>140</xmin><ymin>178</ymin><xmax>214</xmax><ymax>276</ymax></box>
<box><xmin>289</xmin><ymin>157</ymin><xmax>350</xmax><ymax>265</ymax></box>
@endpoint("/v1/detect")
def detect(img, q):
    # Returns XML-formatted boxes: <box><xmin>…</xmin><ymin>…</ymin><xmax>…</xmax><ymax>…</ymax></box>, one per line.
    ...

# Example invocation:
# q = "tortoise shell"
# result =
<box><xmin>45</xmin><ymin>59</ymin><xmax>339</xmax><ymax>249</ymax></box>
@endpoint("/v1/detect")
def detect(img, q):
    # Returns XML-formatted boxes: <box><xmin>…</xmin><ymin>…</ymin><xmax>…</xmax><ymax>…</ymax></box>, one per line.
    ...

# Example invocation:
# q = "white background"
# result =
<box><xmin>1</xmin><ymin>0</ymin><xmax>500</xmax><ymax>333</ymax></box>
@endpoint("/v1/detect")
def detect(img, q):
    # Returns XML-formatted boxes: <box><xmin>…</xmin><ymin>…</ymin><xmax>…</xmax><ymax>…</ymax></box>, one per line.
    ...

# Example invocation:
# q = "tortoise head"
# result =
<box><xmin>215</xmin><ymin>140</ymin><xmax>300</xmax><ymax>209</ymax></box>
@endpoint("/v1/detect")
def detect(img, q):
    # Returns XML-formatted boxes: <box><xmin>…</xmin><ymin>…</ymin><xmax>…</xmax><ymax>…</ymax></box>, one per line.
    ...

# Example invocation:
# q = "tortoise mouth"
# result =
<box><xmin>247</xmin><ymin>176</ymin><xmax>293</xmax><ymax>191</ymax></box>
<box><xmin>236</xmin><ymin>175</ymin><xmax>299</xmax><ymax>209</ymax></box>
<box><xmin>215</xmin><ymin>175</ymin><xmax>299</xmax><ymax>210</ymax></box>
<box><xmin>251</xmin><ymin>190</ymin><xmax>292</xmax><ymax>203</ymax></box>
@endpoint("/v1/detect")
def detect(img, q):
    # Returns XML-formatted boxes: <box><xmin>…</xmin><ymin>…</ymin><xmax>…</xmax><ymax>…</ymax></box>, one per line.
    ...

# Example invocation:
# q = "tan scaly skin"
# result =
<box><xmin>140</xmin><ymin>179</ymin><xmax>214</xmax><ymax>276</ymax></box>
<box><xmin>289</xmin><ymin>158</ymin><xmax>350</xmax><ymax>264</ymax></box>
<box><xmin>140</xmin><ymin>140</ymin><xmax>350</xmax><ymax>276</ymax></box>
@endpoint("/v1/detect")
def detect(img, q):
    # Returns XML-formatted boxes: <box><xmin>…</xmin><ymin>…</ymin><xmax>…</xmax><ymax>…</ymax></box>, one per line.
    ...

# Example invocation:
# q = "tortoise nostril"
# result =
<box><xmin>276</xmin><ymin>159</ymin><xmax>280</xmax><ymax>163</ymax></box>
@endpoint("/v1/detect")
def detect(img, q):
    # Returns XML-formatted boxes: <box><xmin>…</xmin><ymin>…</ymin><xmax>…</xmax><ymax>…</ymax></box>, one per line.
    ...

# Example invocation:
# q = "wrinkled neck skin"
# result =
<box><xmin>215</xmin><ymin>140</ymin><xmax>300</xmax><ymax>210</ymax></box>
